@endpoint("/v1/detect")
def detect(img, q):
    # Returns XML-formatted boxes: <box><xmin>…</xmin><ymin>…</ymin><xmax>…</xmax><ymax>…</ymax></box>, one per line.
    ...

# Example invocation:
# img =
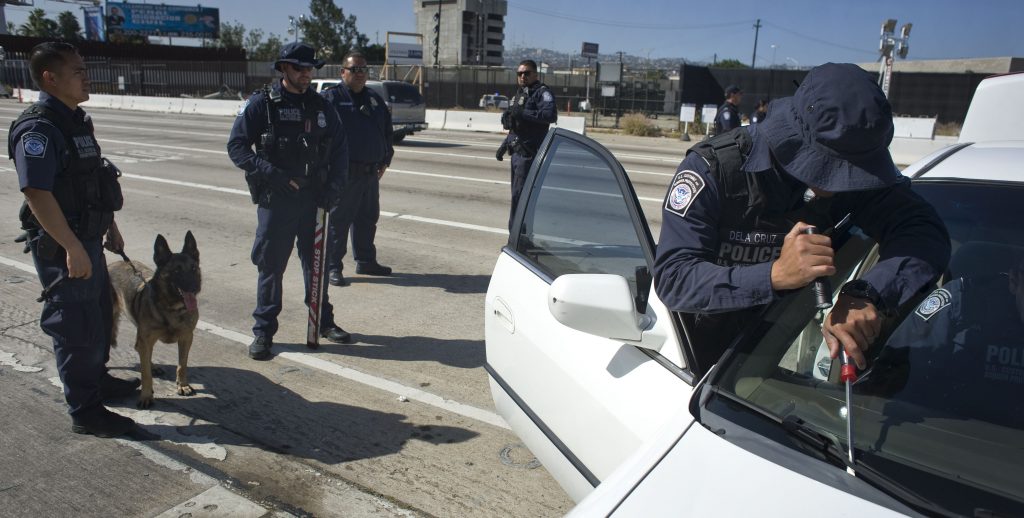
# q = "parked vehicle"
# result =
<box><xmin>311</xmin><ymin>79</ymin><xmax>428</xmax><ymax>143</ymax></box>
<box><xmin>486</xmin><ymin>72</ymin><xmax>1024</xmax><ymax>516</ymax></box>
<box><xmin>480</xmin><ymin>94</ymin><xmax>509</xmax><ymax>110</ymax></box>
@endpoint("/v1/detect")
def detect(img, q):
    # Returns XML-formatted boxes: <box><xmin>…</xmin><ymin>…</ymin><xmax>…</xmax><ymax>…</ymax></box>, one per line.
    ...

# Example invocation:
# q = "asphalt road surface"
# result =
<box><xmin>0</xmin><ymin>99</ymin><xmax>688</xmax><ymax>517</ymax></box>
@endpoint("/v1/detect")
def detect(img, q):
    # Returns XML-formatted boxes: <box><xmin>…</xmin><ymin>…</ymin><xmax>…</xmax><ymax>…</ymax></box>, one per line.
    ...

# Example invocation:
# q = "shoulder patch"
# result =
<box><xmin>22</xmin><ymin>132</ymin><xmax>48</xmax><ymax>158</ymax></box>
<box><xmin>237</xmin><ymin>98</ymin><xmax>250</xmax><ymax>116</ymax></box>
<box><xmin>722</xmin><ymin>110</ymin><xmax>731</xmax><ymax>121</ymax></box>
<box><xmin>915</xmin><ymin>288</ymin><xmax>952</xmax><ymax>321</ymax></box>
<box><xmin>541</xmin><ymin>91</ymin><xmax>553</xmax><ymax>103</ymax></box>
<box><xmin>664</xmin><ymin>170</ymin><xmax>705</xmax><ymax>219</ymax></box>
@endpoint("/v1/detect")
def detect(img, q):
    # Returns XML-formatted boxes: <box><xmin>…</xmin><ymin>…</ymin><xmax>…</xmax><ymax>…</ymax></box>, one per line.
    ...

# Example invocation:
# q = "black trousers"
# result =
<box><xmin>328</xmin><ymin>163</ymin><xmax>380</xmax><ymax>271</ymax></box>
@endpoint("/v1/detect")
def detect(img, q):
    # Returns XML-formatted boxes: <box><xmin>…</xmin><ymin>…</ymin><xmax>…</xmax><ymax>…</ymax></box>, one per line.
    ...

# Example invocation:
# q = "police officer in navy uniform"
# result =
<box><xmin>322</xmin><ymin>51</ymin><xmax>394</xmax><ymax>287</ymax></box>
<box><xmin>654</xmin><ymin>63</ymin><xmax>951</xmax><ymax>373</ymax></box>
<box><xmin>11</xmin><ymin>42</ymin><xmax>137</xmax><ymax>437</ymax></box>
<box><xmin>496</xmin><ymin>59</ymin><xmax>557</xmax><ymax>230</ymax></box>
<box><xmin>713</xmin><ymin>84</ymin><xmax>743</xmax><ymax>135</ymax></box>
<box><xmin>865</xmin><ymin>258</ymin><xmax>1024</xmax><ymax>429</ymax></box>
<box><xmin>227</xmin><ymin>42</ymin><xmax>352</xmax><ymax>360</ymax></box>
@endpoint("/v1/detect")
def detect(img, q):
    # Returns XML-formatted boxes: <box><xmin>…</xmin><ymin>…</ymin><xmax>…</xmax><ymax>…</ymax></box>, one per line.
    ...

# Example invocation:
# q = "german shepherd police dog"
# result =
<box><xmin>108</xmin><ymin>232</ymin><xmax>201</xmax><ymax>408</ymax></box>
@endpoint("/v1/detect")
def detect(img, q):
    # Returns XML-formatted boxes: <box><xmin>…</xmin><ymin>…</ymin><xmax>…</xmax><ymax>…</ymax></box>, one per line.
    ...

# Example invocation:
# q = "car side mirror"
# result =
<box><xmin>549</xmin><ymin>274</ymin><xmax>657</xmax><ymax>347</ymax></box>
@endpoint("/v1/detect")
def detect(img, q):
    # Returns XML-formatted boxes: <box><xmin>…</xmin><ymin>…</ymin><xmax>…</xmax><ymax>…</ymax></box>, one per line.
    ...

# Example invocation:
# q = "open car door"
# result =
<box><xmin>485</xmin><ymin>128</ymin><xmax>696</xmax><ymax>501</ymax></box>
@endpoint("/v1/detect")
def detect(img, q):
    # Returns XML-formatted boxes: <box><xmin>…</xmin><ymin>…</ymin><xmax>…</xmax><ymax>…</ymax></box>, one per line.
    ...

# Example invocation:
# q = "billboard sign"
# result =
<box><xmin>82</xmin><ymin>6</ymin><xmax>105</xmax><ymax>41</ymax></box>
<box><xmin>581</xmin><ymin>42</ymin><xmax>599</xmax><ymax>59</ymax></box>
<box><xmin>387</xmin><ymin>42</ymin><xmax>424</xmax><ymax>65</ymax></box>
<box><xmin>106</xmin><ymin>2</ymin><xmax>220</xmax><ymax>39</ymax></box>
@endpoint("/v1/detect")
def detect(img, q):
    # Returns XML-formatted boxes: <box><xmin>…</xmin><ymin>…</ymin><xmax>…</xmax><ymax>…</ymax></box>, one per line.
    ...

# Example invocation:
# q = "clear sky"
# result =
<box><xmin>5</xmin><ymin>0</ymin><xmax>1022</xmax><ymax>66</ymax></box>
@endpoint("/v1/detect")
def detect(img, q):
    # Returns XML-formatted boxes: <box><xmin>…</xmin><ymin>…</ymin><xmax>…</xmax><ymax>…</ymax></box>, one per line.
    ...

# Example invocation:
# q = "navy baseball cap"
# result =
<box><xmin>724</xmin><ymin>84</ymin><xmax>742</xmax><ymax>96</ymax></box>
<box><xmin>759</xmin><ymin>63</ymin><xmax>901</xmax><ymax>192</ymax></box>
<box><xmin>273</xmin><ymin>42</ymin><xmax>325</xmax><ymax>71</ymax></box>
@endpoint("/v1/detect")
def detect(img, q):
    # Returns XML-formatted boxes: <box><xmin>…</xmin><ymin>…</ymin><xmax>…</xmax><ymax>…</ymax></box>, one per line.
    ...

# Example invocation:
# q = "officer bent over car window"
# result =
<box><xmin>653</xmin><ymin>63</ymin><xmax>951</xmax><ymax>374</ymax></box>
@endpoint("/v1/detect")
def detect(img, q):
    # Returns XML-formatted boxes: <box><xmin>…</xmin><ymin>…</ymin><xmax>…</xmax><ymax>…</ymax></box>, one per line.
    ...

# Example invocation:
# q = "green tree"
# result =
<box><xmin>298</xmin><ymin>0</ymin><xmax>368</xmax><ymax>62</ymax></box>
<box><xmin>209</xmin><ymin>20</ymin><xmax>245</xmax><ymax>49</ymax></box>
<box><xmin>363</xmin><ymin>43</ymin><xmax>385</xmax><ymax>63</ymax></box>
<box><xmin>251</xmin><ymin>33</ymin><xmax>284</xmax><ymax>62</ymax></box>
<box><xmin>57</xmin><ymin>11</ymin><xmax>81</xmax><ymax>40</ymax></box>
<box><xmin>17</xmin><ymin>9</ymin><xmax>59</xmax><ymax>38</ymax></box>
<box><xmin>714</xmin><ymin>59</ymin><xmax>748</xmax><ymax>69</ymax></box>
<box><xmin>244</xmin><ymin>28</ymin><xmax>265</xmax><ymax>58</ymax></box>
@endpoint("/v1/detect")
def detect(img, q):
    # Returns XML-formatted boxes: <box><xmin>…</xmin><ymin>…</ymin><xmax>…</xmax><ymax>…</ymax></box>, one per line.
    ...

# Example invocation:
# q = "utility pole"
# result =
<box><xmin>877</xmin><ymin>19</ymin><xmax>911</xmax><ymax>98</ymax></box>
<box><xmin>751</xmin><ymin>18</ymin><xmax>761</xmax><ymax>68</ymax></box>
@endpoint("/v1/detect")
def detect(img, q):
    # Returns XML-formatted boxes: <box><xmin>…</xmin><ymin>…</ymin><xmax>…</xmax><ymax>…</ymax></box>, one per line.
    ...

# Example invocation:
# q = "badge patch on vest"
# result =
<box><xmin>277</xmin><ymin>108</ymin><xmax>302</xmax><ymax>122</ymax></box>
<box><xmin>542</xmin><ymin>91</ymin><xmax>553</xmax><ymax>103</ymax></box>
<box><xmin>317</xmin><ymin>111</ymin><xmax>327</xmax><ymax>128</ymax></box>
<box><xmin>665</xmin><ymin>170</ymin><xmax>705</xmax><ymax>219</ymax></box>
<box><xmin>22</xmin><ymin>132</ymin><xmax>48</xmax><ymax>158</ymax></box>
<box><xmin>73</xmin><ymin>135</ymin><xmax>98</xmax><ymax>158</ymax></box>
<box><xmin>915</xmin><ymin>288</ymin><xmax>952</xmax><ymax>321</ymax></box>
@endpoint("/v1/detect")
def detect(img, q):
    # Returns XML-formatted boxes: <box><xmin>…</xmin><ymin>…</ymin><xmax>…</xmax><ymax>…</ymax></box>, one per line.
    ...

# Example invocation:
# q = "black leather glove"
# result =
<box><xmin>495</xmin><ymin>140</ymin><xmax>509</xmax><ymax>162</ymax></box>
<box><xmin>259</xmin><ymin>164</ymin><xmax>299</xmax><ymax>196</ymax></box>
<box><xmin>317</xmin><ymin>187</ymin><xmax>342</xmax><ymax>210</ymax></box>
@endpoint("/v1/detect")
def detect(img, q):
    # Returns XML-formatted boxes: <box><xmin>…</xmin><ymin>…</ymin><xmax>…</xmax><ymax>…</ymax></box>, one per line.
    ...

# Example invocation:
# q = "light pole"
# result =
<box><xmin>287</xmin><ymin>15</ymin><xmax>305</xmax><ymax>43</ymax></box>
<box><xmin>877</xmin><ymin>19</ymin><xmax>911</xmax><ymax>98</ymax></box>
<box><xmin>770</xmin><ymin>44</ymin><xmax>777</xmax><ymax>68</ymax></box>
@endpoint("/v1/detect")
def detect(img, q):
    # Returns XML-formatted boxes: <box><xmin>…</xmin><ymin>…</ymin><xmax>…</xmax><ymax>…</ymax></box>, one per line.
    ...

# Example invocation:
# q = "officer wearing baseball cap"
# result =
<box><xmin>228</xmin><ymin>42</ymin><xmax>352</xmax><ymax>360</ymax></box>
<box><xmin>713</xmin><ymin>84</ymin><xmax>743</xmax><ymax>135</ymax></box>
<box><xmin>654</xmin><ymin>63</ymin><xmax>950</xmax><ymax>374</ymax></box>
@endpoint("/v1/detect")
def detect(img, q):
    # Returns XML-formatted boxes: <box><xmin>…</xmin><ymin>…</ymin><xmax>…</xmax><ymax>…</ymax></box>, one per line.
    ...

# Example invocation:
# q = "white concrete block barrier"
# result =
<box><xmin>893</xmin><ymin>116</ymin><xmax>937</xmax><ymax>139</ymax></box>
<box><xmin>442</xmin><ymin>110</ymin><xmax>504</xmax><ymax>133</ymax></box>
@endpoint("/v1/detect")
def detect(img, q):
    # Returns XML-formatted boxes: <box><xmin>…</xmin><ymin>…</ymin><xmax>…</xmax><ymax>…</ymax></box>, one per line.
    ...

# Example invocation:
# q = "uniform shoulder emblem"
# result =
<box><xmin>664</xmin><ymin>170</ymin><xmax>705</xmax><ymax>219</ymax></box>
<box><xmin>915</xmin><ymin>288</ymin><xmax>952</xmax><ymax>321</ymax></box>
<box><xmin>317</xmin><ymin>111</ymin><xmax>327</xmax><ymax>128</ymax></box>
<box><xmin>237</xmin><ymin>97</ymin><xmax>253</xmax><ymax>116</ymax></box>
<box><xmin>722</xmin><ymin>110</ymin><xmax>731</xmax><ymax>121</ymax></box>
<box><xmin>541</xmin><ymin>90</ymin><xmax>553</xmax><ymax>103</ymax></box>
<box><xmin>22</xmin><ymin>132</ymin><xmax>48</xmax><ymax>158</ymax></box>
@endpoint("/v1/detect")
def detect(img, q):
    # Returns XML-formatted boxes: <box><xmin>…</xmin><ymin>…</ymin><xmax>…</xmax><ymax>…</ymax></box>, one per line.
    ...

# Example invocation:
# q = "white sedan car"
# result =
<box><xmin>485</xmin><ymin>72</ymin><xmax>1024</xmax><ymax>517</ymax></box>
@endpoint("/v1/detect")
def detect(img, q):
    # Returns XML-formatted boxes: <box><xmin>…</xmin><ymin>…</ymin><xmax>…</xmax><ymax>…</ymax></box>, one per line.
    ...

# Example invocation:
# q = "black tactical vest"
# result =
<box><xmin>688</xmin><ymin>129</ymin><xmax>837</xmax><ymax>269</ymax></box>
<box><xmin>257</xmin><ymin>86</ymin><xmax>332</xmax><ymax>177</ymax></box>
<box><xmin>10</xmin><ymin>102</ymin><xmax>119</xmax><ymax>239</ymax></box>
<box><xmin>510</xmin><ymin>83</ymin><xmax>553</xmax><ymax>146</ymax></box>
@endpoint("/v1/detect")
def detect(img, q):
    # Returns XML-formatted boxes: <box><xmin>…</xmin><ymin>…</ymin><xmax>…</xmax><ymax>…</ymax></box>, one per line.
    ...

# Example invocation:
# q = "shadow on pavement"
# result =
<box><xmin>347</xmin><ymin>272</ymin><xmax>491</xmax><ymax>294</ymax></box>
<box><xmin>304</xmin><ymin>334</ymin><xmax>485</xmax><ymax>369</ymax></box>
<box><xmin>110</xmin><ymin>365</ymin><xmax>479</xmax><ymax>464</ymax></box>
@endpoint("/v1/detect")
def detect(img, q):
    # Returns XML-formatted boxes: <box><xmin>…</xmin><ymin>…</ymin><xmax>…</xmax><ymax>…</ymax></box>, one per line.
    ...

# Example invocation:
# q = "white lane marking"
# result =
<box><xmin>0</xmin><ymin>254</ymin><xmax>36</xmax><ymax>274</ymax></box>
<box><xmin>390</xmin><ymin>168</ymin><xmax>509</xmax><ymax>186</ymax></box>
<box><xmin>123</xmin><ymin>173</ymin><xmax>251</xmax><ymax>196</ymax></box>
<box><xmin>116</xmin><ymin>172</ymin><xmax>512</xmax><ymax>233</ymax></box>
<box><xmin>194</xmin><ymin>320</ymin><xmax>510</xmax><ymax>430</ymax></box>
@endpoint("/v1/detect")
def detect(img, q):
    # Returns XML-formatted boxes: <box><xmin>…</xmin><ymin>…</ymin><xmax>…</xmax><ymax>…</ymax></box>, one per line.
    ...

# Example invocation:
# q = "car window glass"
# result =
<box><xmin>714</xmin><ymin>181</ymin><xmax>1024</xmax><ymax>516</ymax></box>
<box><xmin>516</xmin><ymin>135</ymin><xmax>647</xmax><ymax>294</ymax></box>
<box><xmin>384</xmin><ymin>82</ymin><xmax>422</xmax><ymax>104</ymax></box>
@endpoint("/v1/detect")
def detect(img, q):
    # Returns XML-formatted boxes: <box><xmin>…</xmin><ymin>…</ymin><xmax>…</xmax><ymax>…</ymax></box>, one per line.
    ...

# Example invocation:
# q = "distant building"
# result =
<box><xmin>414</xmin><ymin>0</ymin><xmax>507</xmax><ymax>67</ymax></box>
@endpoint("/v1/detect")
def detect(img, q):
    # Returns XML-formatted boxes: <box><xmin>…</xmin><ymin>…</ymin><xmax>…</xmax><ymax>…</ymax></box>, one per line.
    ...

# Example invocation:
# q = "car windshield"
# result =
<box><xmin>385</xmin><ymin>82</ymin><xmax>422</xmax><ymax>104</ymax></box>
<box><xmin>710</xmin><ymin>180</ymin><xmax>1024</xmax><ymax>516</ymax></box>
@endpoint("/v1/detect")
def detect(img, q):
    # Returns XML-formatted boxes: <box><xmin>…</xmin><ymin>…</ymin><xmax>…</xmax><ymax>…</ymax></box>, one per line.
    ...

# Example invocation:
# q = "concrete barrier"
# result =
<box><xmin>443</xmin><ymin>110</ymin><xmax>504</xmax><ymax>133</ymax></box>
<box><xmin>426</xmin><ymin>109</ymin><xmax>446</xmax><ymax>130</ymax></box>
<box><xmin>893</xmin><ymin>116</ymin><xmax>936</xmax><ymax>139</ymax></box>
<box><xmin>553</xmin><ymin>116</ymin><xmax>586</xmax><ymax>135</ymax></box>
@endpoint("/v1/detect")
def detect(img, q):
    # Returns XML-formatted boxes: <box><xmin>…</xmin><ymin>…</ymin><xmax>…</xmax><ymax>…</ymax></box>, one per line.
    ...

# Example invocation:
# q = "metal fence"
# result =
<box><xmin>0</xmin><ymin>51</ymin><xmax>989</xmax><ymax>126</ymax></box>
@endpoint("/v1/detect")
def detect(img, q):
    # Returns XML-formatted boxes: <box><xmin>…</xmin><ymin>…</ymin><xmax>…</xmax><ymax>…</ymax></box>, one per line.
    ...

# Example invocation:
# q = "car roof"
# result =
<box><xmin>959</xmin><ymin>72</ymin><xmax>1024</xmax><ymax>144</ymax></box>
<box><xmin>915</xmin><ymin>140</ymin><xmax>1024</xmax><ymax>183</ymax></box>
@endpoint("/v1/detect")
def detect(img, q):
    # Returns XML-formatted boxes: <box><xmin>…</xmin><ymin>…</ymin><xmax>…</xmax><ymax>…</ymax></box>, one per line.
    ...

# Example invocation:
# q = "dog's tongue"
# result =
<box><xmin>180</xmin><ymin>290</ymin><xmax>198</xmax><ymax>312</ymax></box>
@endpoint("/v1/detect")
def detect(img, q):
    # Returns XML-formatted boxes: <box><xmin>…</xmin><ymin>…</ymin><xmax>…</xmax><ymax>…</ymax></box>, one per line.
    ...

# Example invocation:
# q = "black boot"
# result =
<box><xmin>328</xmin><ymin>269</ymin><xmax>349</xmax><ymax>287</ymax></box>
<box><xmin>249</xmin><ymin>335</ymin><xmax>273</xmax><ymax>360</ymax></box>
<box><xmin>355</xmin><ymin>262</ymin><xmax>392</xmax><ymax>276</ymax></box>
<box><xmin>320</xmin><ymin>324</ymin><xmax>353</xmax><ymax>344</ymax></box>
<box><xmin>100</xmin><ymin>373</ymin><xmax>141</xmax><ymax>399</ymax></box>
<box><xmin>71</xmin><ymin>406</ymin><xmax>136</xmax><ymax>438</ymax></box>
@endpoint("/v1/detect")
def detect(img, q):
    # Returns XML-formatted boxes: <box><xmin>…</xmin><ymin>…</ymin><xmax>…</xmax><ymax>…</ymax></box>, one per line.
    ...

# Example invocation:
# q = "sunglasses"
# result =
<box><xmin>344</xmin><ymin>66</ymin><xmax>370</xmax><ymax>74</ymax></box>
<box><xmin>516</xmin><ymin>70</ymin><xmax>534</xmax><ymax>77</ymax></box>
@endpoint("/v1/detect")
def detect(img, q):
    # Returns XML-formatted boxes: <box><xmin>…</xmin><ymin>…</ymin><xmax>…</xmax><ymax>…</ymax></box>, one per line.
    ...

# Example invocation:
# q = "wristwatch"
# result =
<box><xmin>839</xmin><ymin>280</ymin><xmax>888</xmax><ymax>313</ymax></box>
